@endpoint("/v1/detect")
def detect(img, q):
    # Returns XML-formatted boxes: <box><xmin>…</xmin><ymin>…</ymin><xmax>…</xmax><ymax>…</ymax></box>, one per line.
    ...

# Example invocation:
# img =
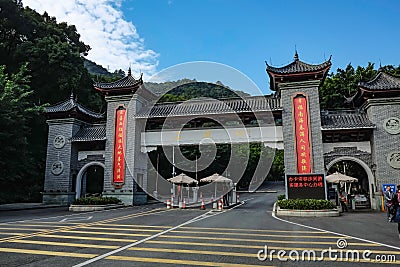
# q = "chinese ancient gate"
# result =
<box><xmin>43</xmin><ymin>53</ymin><xmax>400</xmax><ymax>210</ymax></box>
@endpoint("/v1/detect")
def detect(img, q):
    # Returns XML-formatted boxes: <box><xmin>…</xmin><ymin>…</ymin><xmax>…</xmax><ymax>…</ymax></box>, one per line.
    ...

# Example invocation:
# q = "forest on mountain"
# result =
<box><xmin>1</xmin><ymin>0</ymin><xmax>400</xmax><ymax>202</ymax></box>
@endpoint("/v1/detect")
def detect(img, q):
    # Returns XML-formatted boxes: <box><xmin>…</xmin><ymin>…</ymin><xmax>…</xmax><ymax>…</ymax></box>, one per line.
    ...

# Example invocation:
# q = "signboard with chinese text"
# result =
<box><xmin>113</xmin><ymin>107</ymin><xmax>127</xmax><ymax>187</ymax></box>
<box><xmin>293</xmin><ymin>95</ymin><xmax>312</xmax><ymax>173</ymax></box>
<box><xmin>286</xmin><ymin>174</ymin><xmax>326</xmax><ymax>199</ymax></box>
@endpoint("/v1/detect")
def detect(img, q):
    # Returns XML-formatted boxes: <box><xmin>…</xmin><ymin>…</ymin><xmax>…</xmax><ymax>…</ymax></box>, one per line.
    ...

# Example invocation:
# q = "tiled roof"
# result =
<box><xmin>358</xmin><ymin>72</ymin><xmax>400</xmax><ymax>91</ymax></box>
<box><xmin>136</xmin><ymin>96</ymin><xmax>281</xmax><ymax>118</ymax></box>
<box><xmin>94</xmin><ymin>69</ymin><xmax>142</xmax><ymax>90</ymax></box>
<box><xmin>45</xmin><ymin>95</ymin><xmax>104</xmax><ymax>120</ymax></box>
<box><xmin>266</xmin><ymin>53</ymin><xmax>331</xmax><ymax>74</ymax></box>
<box><xmin>321</xmin><ymin>111</ymin><xmax>375</xmax><ymax>130</ymax></box>
<box><xmin>70</xmin><ymin>124</ymin><xmax>106</xmax><ymax>142</ymax></box>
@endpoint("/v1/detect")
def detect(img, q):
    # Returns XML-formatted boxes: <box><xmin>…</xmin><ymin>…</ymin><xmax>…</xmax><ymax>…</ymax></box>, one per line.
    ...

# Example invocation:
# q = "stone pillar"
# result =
<box><xmin>43</xmin><ymin>118</ymin><xmax>82</xmax><ymax>205</ymax></box>
<box><xmin>280</xmin><ymin>80</ymin><xmax>325</xmax><ymax>175</ymax></box>
<box><xmin>102</xmin><ymin>94</ymin><xmax>149</xmax><ymax>205</ymax></box>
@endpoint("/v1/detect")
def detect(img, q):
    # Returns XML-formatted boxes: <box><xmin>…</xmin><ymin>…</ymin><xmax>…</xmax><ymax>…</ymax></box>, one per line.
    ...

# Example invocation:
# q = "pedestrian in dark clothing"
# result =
<box><xmin>392</xmin><ymin>185</ymin><xmax>400</xmax><ymax>239</ymax></box>
<box><xmin>384</xmin><ymin>186</ymin><xmax>396</xmax><ymax>222</ymax></box>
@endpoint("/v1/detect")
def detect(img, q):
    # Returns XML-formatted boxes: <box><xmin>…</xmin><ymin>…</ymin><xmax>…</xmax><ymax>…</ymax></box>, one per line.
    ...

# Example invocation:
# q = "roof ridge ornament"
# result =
<box><xmin>294</xmin><ymin>50</ymin><xmax>299</xmax><ymax>61</ymax></box>
<box><xmin>128</xmin><ymin>67</ymin><xmax>132</xmax><ymax>76</ymax></box>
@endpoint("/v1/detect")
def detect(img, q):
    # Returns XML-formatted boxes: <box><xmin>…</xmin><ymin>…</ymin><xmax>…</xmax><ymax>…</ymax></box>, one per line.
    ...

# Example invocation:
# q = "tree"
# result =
<box><xmin>319</xmin><ymin>63</ymin><xmax>377</xmax><ymax>109</ymax></box>
<box><xmin>0</xmin><ymin>64</ymin><xmax>45</xmax><ymax>203</ymax></box>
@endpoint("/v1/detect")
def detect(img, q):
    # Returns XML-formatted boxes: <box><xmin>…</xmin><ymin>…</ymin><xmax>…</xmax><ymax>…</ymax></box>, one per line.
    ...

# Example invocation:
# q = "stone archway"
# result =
<box><xmin>326</xmin><ymin>156</ymin><xmax>376</xmax><ymax>210</ymax></box>
<box><xmin>76</xmin><ymin>162</ymin><xmax>105</xmax><ymax>199</ymax></box>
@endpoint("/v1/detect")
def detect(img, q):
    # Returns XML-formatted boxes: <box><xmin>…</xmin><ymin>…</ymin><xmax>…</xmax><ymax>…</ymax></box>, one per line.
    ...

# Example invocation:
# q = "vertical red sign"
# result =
<box><xmin>293</xmin><ymin>95</ymin><xmax>312</xmax><ymax>173</ymax></box>
<box><xmin>113</xmin><ymin>107</ymin><xmax>126</xmax><ymax>186</ymax></box>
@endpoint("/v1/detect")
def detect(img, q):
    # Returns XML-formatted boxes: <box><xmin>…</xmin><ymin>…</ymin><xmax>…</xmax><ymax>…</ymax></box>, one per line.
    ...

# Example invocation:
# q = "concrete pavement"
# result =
<box><xmin>0</xmin><ymin>182</ymin><xmax>399</xmax><ymax>266</ymax></box>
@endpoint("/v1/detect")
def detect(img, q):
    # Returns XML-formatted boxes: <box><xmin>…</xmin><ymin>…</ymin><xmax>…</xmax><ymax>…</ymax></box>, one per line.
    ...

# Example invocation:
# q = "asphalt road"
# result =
<box><xmin>0</xmin><ymin>182</ymin><xmax>399</xmax><ymax>266</ymax></box>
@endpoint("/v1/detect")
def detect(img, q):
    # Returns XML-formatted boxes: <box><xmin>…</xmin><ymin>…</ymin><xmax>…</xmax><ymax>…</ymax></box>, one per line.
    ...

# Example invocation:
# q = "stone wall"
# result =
<box><xmin>43</xmin><ymin>118</ymin><xmax>83</xmax><ymax>204</ymax></box>
<box><xmin>365</xmin><ymin>97</ymin><xmax>400</xmax><ymax>188</ymax></box>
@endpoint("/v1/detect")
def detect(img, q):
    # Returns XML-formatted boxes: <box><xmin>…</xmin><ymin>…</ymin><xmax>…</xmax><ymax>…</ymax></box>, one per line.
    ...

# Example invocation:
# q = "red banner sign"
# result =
<box><xmin>113</xmin><ymin>108</ymin><xmax>126</xmax><ymax>186</ymax></box>
<box><xmin>293</xmin><ymin>95</ymin><xmax>312</xmax><ymax>173</ymax></box>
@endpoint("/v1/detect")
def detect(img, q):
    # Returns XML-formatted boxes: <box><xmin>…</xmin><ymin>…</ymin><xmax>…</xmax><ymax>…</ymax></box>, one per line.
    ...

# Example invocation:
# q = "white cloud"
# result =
<box><xmin>22</xmin><ymin>0</ymin><xmax>159</xmax><ymax>78</ymax></box>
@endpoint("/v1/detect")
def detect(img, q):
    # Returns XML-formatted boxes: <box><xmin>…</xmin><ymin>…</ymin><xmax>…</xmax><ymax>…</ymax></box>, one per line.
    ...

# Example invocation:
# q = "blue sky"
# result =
<box><xmin>24</xmin><ymin>0</ymin><xmax>400</xmax><ymax>95</ymax></box>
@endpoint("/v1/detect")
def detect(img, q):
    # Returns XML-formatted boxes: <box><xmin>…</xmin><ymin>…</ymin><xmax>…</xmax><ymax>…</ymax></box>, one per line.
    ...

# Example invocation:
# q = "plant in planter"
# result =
<box><xmin>277</xmin><ymin>194</ymin><xmax>286</xmax><ymax>201</ymax></box>
<box><xmin>73</xmin><ymin>196</ymin><xmax>121</xmax><ymax>205</ymax></box>
<box><xmin>277</xmin><ymin>199</ymin><xmax>335</xmax><ymax>210</ymax></box>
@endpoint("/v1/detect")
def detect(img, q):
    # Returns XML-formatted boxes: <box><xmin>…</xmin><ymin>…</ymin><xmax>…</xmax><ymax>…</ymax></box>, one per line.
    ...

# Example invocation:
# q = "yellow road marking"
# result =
<box><xmin>11</xmin><ymin>223</ymin><xmax>81</xmax><ymax>228</ymax></box>
<box><xmin>38</xmin><ymin>234</ymin><xmax>138</xmax><ymax>243</ymax></box>
<box><xmin>128</xmin><ymin>247</ymin><xmax>400</xmax><ymax>263</ymax></box>
<box><xmin>0</xmin><ymin>246</ymin><xmax>396</xmax><ymax>265</ymax></box>
<box><xmin>0</xmin><ymin>232</ymin><xmax>26</xmax><ymax>236</ymax></box>
<box><xmin>9</xmin><ymin>239</ymin><xmax>119</xmax><ymax>249</ymax></box>
<box><xmin>0</xmin><ymin>247</ymin><xmax>96</xmax><ymax>258</ymax></box>
<box><xmin>80</xmin><ymin>226</ymin><xmax>161</xmax><ymax>232</ymax></box>
<box><xmin>0</xmin><ymin>227</ymin><xmax>46</xmax><ymax>231</ymax></box>
<box><xmin>95</xmin><ymin>223</ymin><xmax>171</xmax><ymax>228</ymax></box>
<box><xmin>106</xmin><ymin>255</ymin><xmax>273</xmax><ymax>267</ymax></box>
<box><xmin>170</xmin><ymin>229</ymin><xmax>349</xmax><ymax>239</ymax></box>
<box><xmin>0</xmin><ymin>208</ymin><xmax>166</xmax><ymax>244</ymax></box>
<box><xmin>59</xmin><ymin>230</ymin><xmax>150</xmax><ymax>237</ymax></box>
<box><xmin>124</xmin><ymin>247</ymin><xmax>400</xmax><ymax>264</ymax></box>
<box><xmin>129</xmin><ymin>247</ymin><xmax>255</xmax><ymax>257</ymax></box>
<box><xmin>159</xmin><ymin>234</ymin><xmax>379</xmax><ymax>247</ymax></box>
<box><xmin>146</xmin><ymin>240</ymin><xmax>395</xmax><ymax>253</ymax></box>
<box><xmin>181</xmin><ymin>226</ymin><xmax>327</xmax><ymax>234</ymax></box>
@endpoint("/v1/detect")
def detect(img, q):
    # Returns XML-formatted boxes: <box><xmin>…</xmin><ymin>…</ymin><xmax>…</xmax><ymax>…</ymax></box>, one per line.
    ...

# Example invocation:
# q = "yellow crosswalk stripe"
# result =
<box><xmin>9</xmin><ymin>239</ymin><xmax>119</xmax><ymax>249</ymax></box>
<box><xmin>125</xmin><ymin>247</ymin><xmax>400</xmax><ymax>264</ymax></box>
<box><xmin>37</xmin><ymin>234</ymin><xmax>138</xmax><ymax>243</ymax></box>
<box><xmin>95</xmin><ymin>223</ymin><xmax>171</xmax><ymax>228</ymax></box>
<box><xmin>0</xmin><ymin>208</ymin><xmax>166</xmax><ymax>244</ymax></box>
<box><xmin>158</xmin><ymin>234</ymin><xmax>379</xmax><ymax>247</ymax></box>
<box><xmin>0</xmin><ymin>247</ymin><xmax>96</xmax><ymax>258</ymax></box>
<box><xmin>0</xmin><ymin>227</ymin><xmax>46</xmax><ymax>231</ymax></box>
<box><xmin>59</xmin><ymin>230</ymin><xmax>150</xmax><ymax>237</ymax></box>
<box><xmin>182</xmin><ymin>226</ymin><xmax>326</xmax><ymax>234</ymax></box>
<box><xmin>170</xmin><ymin>229</ymin><xmax>349</xmax><ymax>239</ymax></box>
<box><xmin>106</xmin><ymin>255</ymin><xmax>274</xmax><ymax>267</ymax></box>
<box><xmin>129</xmin><ymin>246</ymin><xmax>255</xmax><ymax>257</ymax></box>
<box><xmin>0</xmin><ymin>245</ymin><xmax>396</xmax><ymax>265</ymax></box>
<box><xmin>0</xmin><ymin>232</ymin><xmax>26</xmax><ymax>236</ymax></box>
<box><xmin>146</xmin><ymin>240</ymin><xmax>398</xmax><ymax>254</ymax></box>
<box><xmin>80</xmin><ymin>226</ymin><xmax>161</xmax><ymax>232</ymax></box>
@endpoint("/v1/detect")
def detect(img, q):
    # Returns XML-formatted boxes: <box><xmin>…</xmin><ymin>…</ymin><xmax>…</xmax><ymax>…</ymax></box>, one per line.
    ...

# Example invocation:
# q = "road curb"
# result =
<box><xmin>0</xmin><ymin>204</ymin><xmax>67</xmax><ymax>211</ymax></box>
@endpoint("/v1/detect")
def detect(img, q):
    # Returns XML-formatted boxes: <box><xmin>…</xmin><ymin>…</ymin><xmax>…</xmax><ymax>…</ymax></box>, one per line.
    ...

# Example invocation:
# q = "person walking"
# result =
<box><xmin>392</xmin><ymin>185</ymin><xmax>400</xmax><ymax>238</ymax></box>
<box><xmin>384</xmin><ymin>186</ymin><xmax>395</xmax><ymax>222</ymax></box>
<box><xmin>339</xmin><ymin>191</ymin><xmax>348</xmax><ymax>212</ymax></box>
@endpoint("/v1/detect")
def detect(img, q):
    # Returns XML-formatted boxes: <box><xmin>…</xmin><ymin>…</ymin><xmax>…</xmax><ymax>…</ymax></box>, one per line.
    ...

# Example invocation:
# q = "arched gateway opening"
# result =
<box><xmin>326</xmin><ymin>157</ymin><xmax>375</xmax><ymax>210</ymax></box>
<box><xmin>75</xmin><ymin>162</ymin><xmax>105</xmax><ymax>199</ymax></box>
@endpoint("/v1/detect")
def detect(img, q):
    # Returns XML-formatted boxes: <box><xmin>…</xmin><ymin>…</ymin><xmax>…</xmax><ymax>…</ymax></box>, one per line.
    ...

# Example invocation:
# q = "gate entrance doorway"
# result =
<box><xmin>327</xmin><ymin>158</ymin><xmax>372</xmax><ymax>209</ymax></box>
<box><xmin>75</xmin><ymin>162</ymin><xmax>105</xmax><ymax>199</ymax></box>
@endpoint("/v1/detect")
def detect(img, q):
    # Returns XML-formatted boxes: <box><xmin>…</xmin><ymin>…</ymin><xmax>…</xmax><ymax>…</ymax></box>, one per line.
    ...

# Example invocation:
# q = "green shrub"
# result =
<box><xmin>277</xmin><ymin>199</ymin><xmax>335</xmax><ymax>210</ymax></box>
<box><xmin>277</xmin><ymin>194</ymin><xmax>286</xmax><ymax>201</ymax></box>
<box><xmin>73</xmin><ymin>196</ymin><xmax>122</xmax><ymax>205</ymax></box>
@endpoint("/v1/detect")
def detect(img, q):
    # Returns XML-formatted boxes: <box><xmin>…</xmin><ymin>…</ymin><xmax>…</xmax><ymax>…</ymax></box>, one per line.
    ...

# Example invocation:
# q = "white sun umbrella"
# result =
<box><xmin>200</xmin><ymin>173</ymin><xmax>232</xmax><ymax>198</ymax></box>
<box><xmin>167</xmin><ymin>173</ymin><xmax>198</xmax><ymax>185</ymax></box>
<box><xmin>326</xmin><ymin>172</ymin><xmax>358</xmax><ymax>194</ymax></box>
<box><xmin>326</xmin><ymin>172</ymin><xmax>358</xmax><ymax>183</ymax></box>
<box><xmin>168</xmin><ymin>173</ymin><xmax>197</xmax><ymax>204</ymax></box>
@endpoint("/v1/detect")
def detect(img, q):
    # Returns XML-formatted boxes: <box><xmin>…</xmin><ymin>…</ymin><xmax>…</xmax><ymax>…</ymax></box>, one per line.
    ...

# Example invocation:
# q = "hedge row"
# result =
<box><xmin>277</xmin><ymin>199</ymin><xmax>335</xmax><ymax>210</ymax></box>
<box><xmin>73</xmin><ymin>196</ymin><xmax>122</xmax><ymax>205</ymax></box>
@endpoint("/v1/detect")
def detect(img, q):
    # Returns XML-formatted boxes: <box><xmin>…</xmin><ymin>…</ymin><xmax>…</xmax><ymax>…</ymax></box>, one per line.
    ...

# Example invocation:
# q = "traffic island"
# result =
<box><xmin>69</xmin><ymin>203</ymin><xmax>125</xmax><ymax>212</ymax></box>
<box><xmin>275</xmin><ymin>198</ymin><xmax>340</xmax><ymax>217</ymax></box>
<box><xmin>276</xmin><ymin>206</ymin><xmax>340</xmax><ymax>217</ymax></box>
<box><xmin>69</xmin><ymin>196</ymin><xmax>124</xmax><ymax>212</ymax></box>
